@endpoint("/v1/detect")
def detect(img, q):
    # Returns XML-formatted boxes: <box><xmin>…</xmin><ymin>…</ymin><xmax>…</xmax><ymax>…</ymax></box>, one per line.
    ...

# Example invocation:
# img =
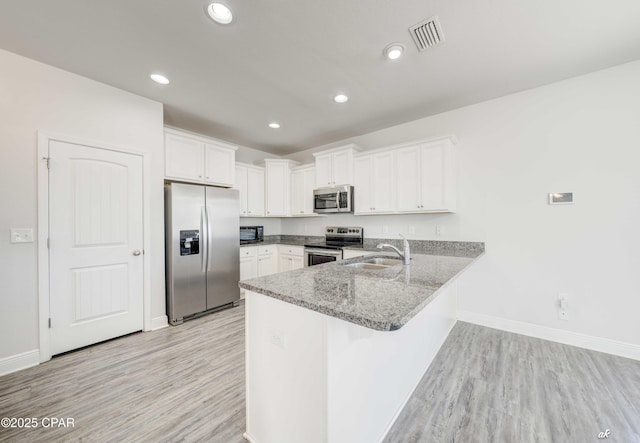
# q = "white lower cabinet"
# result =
<box><xmin>257</xmin><ymin>245</ymin><xmax>278</xmax><ymax>276</ymax></box>
<box><xmin>241</xmin><ymin>245</ymin><xmax>303</xmax><ymax>297</ymax></box>
<box><xmin>240</xmin><ymin>247</ymin><xmax>258</xmax><ymax>281</ymax></box>
<box><xmin>278</xmin><ymin>245</ymin><xmax>304</xmax><ymax>272</ymax></box>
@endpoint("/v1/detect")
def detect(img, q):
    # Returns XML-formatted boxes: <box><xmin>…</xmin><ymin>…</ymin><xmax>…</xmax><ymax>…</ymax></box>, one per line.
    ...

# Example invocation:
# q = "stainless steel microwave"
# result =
<box><xmin>313</xmin><ymin>185</ymin><xmax>354</xmax><ymax>213</ymax></box>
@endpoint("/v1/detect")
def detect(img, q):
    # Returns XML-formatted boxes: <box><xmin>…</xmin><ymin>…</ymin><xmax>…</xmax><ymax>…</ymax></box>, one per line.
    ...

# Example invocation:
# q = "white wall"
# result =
<box><xmin>284</xmin><ymin>60</ymin><xmax>640</xmax><ymax>347</ymax></box>
<box><xmin>236</xmin><ymin>146</ymin><xmax>281</xmax><ymax>165</ymax></box>
<box><xmin>0</xmin><ymin>49</ymin><xmax>165</xmax><ymax>361</ymax></box>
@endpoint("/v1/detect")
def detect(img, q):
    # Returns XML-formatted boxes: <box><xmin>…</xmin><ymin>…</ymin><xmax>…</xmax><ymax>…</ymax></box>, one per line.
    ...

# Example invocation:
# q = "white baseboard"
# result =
<box><xmin>150</xmin><ymin>315</ymin><xmax>169</xmax><ymax>331</ymax></box>
<box><xmin>0</xmin><ymin>349</ymin><xmax>40</xmax><ymax>376</ymax></box>
<box><xmin>458</xmin><ymin>310</ymin><xmax>640</xmax><ymax>361</ymax></box>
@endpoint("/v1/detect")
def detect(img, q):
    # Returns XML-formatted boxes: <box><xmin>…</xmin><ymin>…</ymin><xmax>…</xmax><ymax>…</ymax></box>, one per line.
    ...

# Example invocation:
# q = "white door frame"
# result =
<box><xmin>37</xmin><ymin>131</ymin><xmax>152</xmax><ymax>363</ymax></box>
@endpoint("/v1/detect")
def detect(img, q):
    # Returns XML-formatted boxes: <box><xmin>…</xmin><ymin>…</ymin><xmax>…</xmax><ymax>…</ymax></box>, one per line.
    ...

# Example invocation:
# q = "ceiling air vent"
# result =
<box><xmin>409</xmin><ymin>16</ymin><xmax>445</xmax><ymax>52</ymax></box>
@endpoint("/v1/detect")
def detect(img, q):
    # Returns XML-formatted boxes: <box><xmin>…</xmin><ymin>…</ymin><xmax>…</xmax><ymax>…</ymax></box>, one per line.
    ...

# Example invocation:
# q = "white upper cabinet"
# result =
<box><xmin>313</xmin><ymin>145</ymin><xmax>360</xmax><ymax>188</ymax></box>
<box><xmin>395</xmin><ymin>138</ymin><xmax>456</xmax><ymax>213</ymax></box>
<box><xmin>291</xmin><ymin>165</ymin><xmax>317</xmax><ymax>216</ymax></box>
<box><xmin>354</xmin><ymin>151</ymin><xmax>396</xmax><ymax>214</ymax></box>
<box><xmin>314</xmin><ymin>154</ymin><xmax>333</xmax><ymax>188</ymax></box>
<box><xmin>235</xmin><ymin>163</ymin><xmax>265</xmax><ymax>217</ymax></box>
<box><xmin>331</xmin><ymin>149</ymin><xmax>354</xmax><ymax>185</ymax></box>
<box><xmin>246</xmin><ymin>167</ymin><xmax>265</xmax><ymax>216</ymax></box>
<box><xmin>164</xmin><ymin>128</ymin><xmax>237</xmax><ymax>187</ymax></box>
<box><xmin>265</xmin><ymin>159</ymin><xmax>298</xmax><ymax>217</ymax></box>
<box><xmin>204</xmin><ymin>143</ymin><xmax>235</xmax><ymax>186</ymax></box>
<box><xmin>165</xmin><ymin>133</ymin><xmax>204</xmax><ymax>182</ymax></box>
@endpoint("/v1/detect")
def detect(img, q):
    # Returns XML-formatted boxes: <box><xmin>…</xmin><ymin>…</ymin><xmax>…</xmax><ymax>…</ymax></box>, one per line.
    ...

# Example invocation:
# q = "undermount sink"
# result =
<box><xmin>364</xmin><ymin>258</ymin><xmax>403</xmax><ymax>266</ymax></box>
<box><xmin>343</xmin><ymin>262</ymin><xmax>391</xmax><ymax>270</ymax></box>
<box><xmin>341</xmin><ymin>257</ymin><xmax>403</xmax><ymax>270</ymax></box>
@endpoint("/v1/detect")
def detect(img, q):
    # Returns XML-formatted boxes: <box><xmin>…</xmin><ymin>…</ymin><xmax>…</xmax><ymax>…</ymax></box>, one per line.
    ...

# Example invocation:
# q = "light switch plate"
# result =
<box><xmin>11</xmin><ymin>228</ymin><xmax>34</xmax><ymax>243</ymax></box>
<box><xmin>549</xmin><ymin>192</ymin><xmax>573</xmax><ymax>205</ymax></box>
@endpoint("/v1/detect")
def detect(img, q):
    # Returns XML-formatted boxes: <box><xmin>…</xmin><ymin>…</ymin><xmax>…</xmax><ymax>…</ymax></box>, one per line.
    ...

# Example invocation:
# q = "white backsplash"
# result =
<box><xmin>280</xmin><ymin>213</ymin><xmax>464</xmax><ymax>240</ymax></box>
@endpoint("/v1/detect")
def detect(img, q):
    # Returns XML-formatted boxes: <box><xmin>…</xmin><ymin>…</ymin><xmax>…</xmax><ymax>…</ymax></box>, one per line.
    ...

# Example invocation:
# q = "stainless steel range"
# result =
<box><xmin>304</xmin><ymin>226</ymin><xmax>364</xmax><ymax>267</ymax></box>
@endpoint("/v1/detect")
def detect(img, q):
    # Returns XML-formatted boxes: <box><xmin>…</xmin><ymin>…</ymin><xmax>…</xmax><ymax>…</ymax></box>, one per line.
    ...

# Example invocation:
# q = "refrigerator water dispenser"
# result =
<box><xmin>180</xmin><ymin>230</ymin><xmax>199</xmax><ymax>255</ymax></box>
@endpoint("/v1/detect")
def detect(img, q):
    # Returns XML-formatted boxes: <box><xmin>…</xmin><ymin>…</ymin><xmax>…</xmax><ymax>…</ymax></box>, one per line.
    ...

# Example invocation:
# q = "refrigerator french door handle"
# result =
<box><xmin>201</xmin><ymin>206</ymin><xmax>208</xmax><ymax>273</ymax></box>
<box><xmin>206</xmin><ymin>205</ymin><xmax>213</xmax><ymax>272</ymax></box>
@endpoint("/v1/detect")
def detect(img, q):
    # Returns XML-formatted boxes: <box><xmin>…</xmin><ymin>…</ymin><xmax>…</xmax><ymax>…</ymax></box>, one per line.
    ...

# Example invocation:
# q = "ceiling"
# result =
<box><xmin>1</xmin><ymin>1</ymin><xmax>640</xmax><ymax>156</ymax></box>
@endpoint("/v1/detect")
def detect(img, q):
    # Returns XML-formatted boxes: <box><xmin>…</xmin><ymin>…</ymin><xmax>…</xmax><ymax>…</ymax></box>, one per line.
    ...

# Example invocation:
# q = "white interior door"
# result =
<box><xmin>48</xmin><ymin>140</ymin><xmax>144</xmax><ymax>355</ymax></box>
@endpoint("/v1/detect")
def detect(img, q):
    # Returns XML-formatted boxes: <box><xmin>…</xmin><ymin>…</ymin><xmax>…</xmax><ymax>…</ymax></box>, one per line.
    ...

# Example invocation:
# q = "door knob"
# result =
<box><xmin>133</xmin><ymin>250</ymin><xmax>141</xmax><ymax>256</ymax></box>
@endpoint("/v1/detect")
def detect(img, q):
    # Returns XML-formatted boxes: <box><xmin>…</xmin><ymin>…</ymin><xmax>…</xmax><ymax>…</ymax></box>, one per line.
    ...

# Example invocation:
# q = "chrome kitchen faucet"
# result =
<box><xmin>376</xmin><ymin>234</ymin><xmax>411</xmax><ymax>265</ymax></box>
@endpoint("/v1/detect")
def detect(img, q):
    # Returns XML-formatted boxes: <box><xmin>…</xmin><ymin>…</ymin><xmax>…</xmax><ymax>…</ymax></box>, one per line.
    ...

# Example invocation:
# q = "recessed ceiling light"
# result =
<box><xmin>268</xmin><ymin>122</ymin><xmax>281</xmax><ymax>129</ymax></box>
<box><xmin>384</xmin><ymin>43</ymin><xmax>405</xmax><ymax>60</ymax></box>
<box><xmin>207</xmin><ymin>3</ymin><xmax>233</xmax><ymax>24</ymax></box>
<box><xmin>333</xmin><ymin>94</ymin><xmax>349</xmax><ymax>104</ymax></box>
<box><xmin>150</xmin><ymin>73</ymin><xmax>170</xmax><ymax>85</ymax></box>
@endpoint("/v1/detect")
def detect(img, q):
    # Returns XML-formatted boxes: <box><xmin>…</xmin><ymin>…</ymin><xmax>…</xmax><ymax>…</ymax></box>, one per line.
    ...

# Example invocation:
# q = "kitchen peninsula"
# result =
<box><xmin>240</xmin><ymin>241</ymin><xmax>484</xmax><ymax>443</ymax></box>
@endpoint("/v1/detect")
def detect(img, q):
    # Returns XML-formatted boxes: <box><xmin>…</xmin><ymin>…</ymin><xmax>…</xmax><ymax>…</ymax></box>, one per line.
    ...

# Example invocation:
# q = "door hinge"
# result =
<box><xmin>47</xmin><ymin>238</ymin><xmax>50</xmax><ymax>249</ymax></box>
<box><xmin>48</xmin><ymin>318</ymin><xmax>52</xmax><ymax>328</ymax></box>
<box><xmin>42</xmin><ymin>157</ymin><xmax>51</xmax><ymax>169</ymax></box>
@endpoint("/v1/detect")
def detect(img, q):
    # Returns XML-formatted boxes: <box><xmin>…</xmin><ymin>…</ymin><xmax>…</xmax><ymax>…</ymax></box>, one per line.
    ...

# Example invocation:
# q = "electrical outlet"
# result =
<box><xmin>11</xmin><ymin>228</ymin><xmax>34</xmax><ymax>243</ymax></box>
<box><xmin>558</xmin><ymin>293</ymin><xmax>569</xmax><ymax>321</ymax></box>
<box><xmin>269</xmin><ymin>329</ymin><xmax>286</xmax><ymax>349</ymax></box>
<box><xmin>382</xmin><ymin>225</ymin><xmax>389</xmax><ymax>234</ymax></box>
<box><xmin>408</xmin><ymin>226</ymin><xmax>415</xmax><ymax>235</ymax></box>
<box><xmin>435</xmin><ymin>225</ymin><xmax>442</xmax><ymax>237</ymax></box>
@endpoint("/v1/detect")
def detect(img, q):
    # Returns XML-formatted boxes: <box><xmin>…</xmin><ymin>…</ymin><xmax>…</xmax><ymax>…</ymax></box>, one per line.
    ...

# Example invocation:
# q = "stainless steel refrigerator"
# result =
<box><xmin>165</xmin><ymin>182</ymin><xmax>240</xmax><ymax>325</ymax></box>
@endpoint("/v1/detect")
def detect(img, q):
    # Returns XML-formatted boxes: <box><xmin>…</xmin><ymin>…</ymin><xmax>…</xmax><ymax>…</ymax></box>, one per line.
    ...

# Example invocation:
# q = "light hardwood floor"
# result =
<box><xmin>1</xmin><ymin>303</ymin><xmax>639</xmax><ymax>442</ymax></box>
<box><xmin>384</xmin><ymin>322</ymin><xmax>640</xmax><ymax>443</ymax></box>
<box><xmin>0</xmin><ymin>304</ymin><xmax>246</xmax><ymax>443</ymax></box>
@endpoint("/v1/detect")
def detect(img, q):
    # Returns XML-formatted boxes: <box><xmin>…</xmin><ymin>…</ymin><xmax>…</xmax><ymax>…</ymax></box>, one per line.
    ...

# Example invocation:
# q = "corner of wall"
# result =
<box><xmin>457</xmin><ymin>310</ymin><xmax>640</xmax><ymax>362</ymax></box>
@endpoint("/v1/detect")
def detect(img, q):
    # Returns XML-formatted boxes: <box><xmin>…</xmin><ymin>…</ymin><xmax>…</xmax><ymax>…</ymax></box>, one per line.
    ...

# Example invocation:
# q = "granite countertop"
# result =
<box><xmin>239</xmin><ymin>243</ymin><xmax>484</xmax><ymax>331</ymax></box>
<box><xmin>240</xmin><ymin>235</ymin><xmax>322</xmax><ymax>248</ymax></box>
